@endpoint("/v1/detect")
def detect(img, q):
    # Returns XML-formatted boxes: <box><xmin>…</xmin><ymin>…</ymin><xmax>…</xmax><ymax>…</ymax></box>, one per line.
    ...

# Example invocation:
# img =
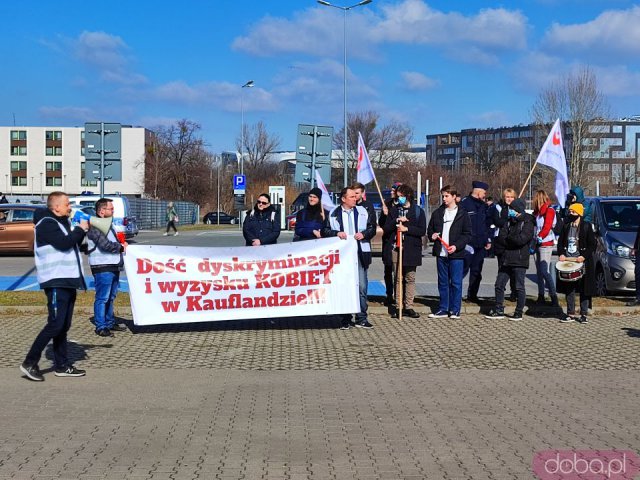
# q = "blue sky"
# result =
<box><xmin>1</xmin><ymin>0</ymin><xmax>639</xmax><ymax>153</ymax></box>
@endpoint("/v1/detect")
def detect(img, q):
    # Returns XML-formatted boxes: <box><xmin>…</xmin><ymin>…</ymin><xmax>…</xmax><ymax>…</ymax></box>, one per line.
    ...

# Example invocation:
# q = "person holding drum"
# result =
<box><xmin>556</xmin><ymin>203</ymin><xmax>597</xmax><ymax>323</ymax></box>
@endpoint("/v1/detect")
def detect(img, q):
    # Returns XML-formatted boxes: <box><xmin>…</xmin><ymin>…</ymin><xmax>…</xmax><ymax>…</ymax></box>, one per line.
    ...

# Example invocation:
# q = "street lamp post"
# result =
<box><xmin>317</xmin><ymin>0</ymin><xmax>372</xmax><ymax>188</ymax></box>
<box><xmin>240</xmin><ymin>80</ymin><xmax>254</xmax><ymax>176</ymax></box>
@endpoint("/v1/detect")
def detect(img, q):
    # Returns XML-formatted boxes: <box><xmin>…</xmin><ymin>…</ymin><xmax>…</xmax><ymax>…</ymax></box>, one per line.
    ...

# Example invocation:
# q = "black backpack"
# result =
<box><xmin>553</xmin><ymin>215</ymin><xmax>564</xmax><ymax>237</ymax></box>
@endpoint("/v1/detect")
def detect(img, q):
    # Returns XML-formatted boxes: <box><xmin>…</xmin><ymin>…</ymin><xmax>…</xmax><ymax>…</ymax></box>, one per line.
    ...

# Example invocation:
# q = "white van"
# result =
<box><xmin>69</xmin><ymin>195</ymin><xmax>139</xmax><ymax>239</ymax></box>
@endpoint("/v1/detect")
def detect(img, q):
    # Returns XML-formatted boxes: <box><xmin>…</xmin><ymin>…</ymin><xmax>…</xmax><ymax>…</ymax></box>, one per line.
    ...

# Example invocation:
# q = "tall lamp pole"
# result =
<box><xmin>240</xmin><ymin>80</ymin><xmax>254</xmax><ymax>176</ymax></box>
<box><xmin>317</xmin><ymin>0</ymin><xmax>372</xmax><ymax>188</ymax></box>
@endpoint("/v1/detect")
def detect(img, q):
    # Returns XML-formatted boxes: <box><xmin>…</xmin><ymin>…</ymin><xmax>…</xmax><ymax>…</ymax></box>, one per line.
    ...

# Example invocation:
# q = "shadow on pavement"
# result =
<box><xmin>622</xmin><ymin>327</ymin><xmax>640</xmax><ymax>338</ymax></box>
<box><xmin>129</xmin><ymin>315</ymin><xmax>343</xmax><ymax>334</ymax></box>
<box><xmin>44</xmin><ymin>341</ymin><xmax>114</xmax><ymax>367</ymax></box>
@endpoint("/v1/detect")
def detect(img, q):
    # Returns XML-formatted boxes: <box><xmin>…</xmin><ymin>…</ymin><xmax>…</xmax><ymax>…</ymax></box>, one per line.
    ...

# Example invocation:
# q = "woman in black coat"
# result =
<box><xmin>382</xmin><ymin>185</ymin><xmax>426</xmax><ymax>318</ymax></box>
<box><xmin>242</xmin><ymin>193</ymin><xmax>281</xmax><ymax>246</ymax></box>
<box><xmin>556</xmin><ymin>202</ymin><xmax>597</xmax><ymax>323</ymax></box>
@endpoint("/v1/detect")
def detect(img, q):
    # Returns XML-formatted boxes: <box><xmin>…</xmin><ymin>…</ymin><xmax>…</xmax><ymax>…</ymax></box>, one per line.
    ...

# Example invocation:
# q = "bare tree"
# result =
<box><xmin>333</xmin><ymin>110</ymin><xmax>414</xmax><ymax>184</ymax></box>
<box><xmin>531</xmin><ymin>66</ymin><xmax>610</xmax><ymax>190</ymax></box>
<box><xmin>145</xmin><ymin>119</ymin><xmax>212</xmax><ymax>204</ymax></box>
<box><xmin>235</xmin><ymin>120</ymin><xmax>281</xmax><ymax>172</ymax></box>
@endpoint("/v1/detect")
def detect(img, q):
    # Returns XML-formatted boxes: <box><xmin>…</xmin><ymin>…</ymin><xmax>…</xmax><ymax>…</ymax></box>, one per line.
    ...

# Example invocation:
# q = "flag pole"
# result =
<box><xmin>518</xmin><ymin>158</ymin><xmax>538</xmax><ymax>199</ymax></box>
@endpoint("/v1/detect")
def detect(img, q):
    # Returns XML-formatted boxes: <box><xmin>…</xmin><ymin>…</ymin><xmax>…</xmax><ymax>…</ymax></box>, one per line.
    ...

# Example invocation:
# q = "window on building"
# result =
<box><xmin>45</xmin><ymin>177</ymin><xmax>63</xmax><ymax>187</ymax></box>
<box><xmin>11</xmin><ymin>161</ymin><xmax>27</xmax><ymax>171</ymax></box>
<box><xmin>10</xmin><ymin>130</ymin><xmax>27</xmax><ymax>141</ymax></box>
<box><xmin>45</xmin><ymin>146</ymin><xmax>63</xmax><ymax>156</ymax></box>
<box><xmin>45</xmin><ymin>130</ymin><xmax>62</xmax><ymax>141</ymax></box>
<box><xmin>46</xmin><ymin>161</ymin><xmax>62</xmax><ymax>172</ymax></box>
<box><xmin>10</xmin><ymin>146</ymin><xmax>27</xmax><ymax>156</ymax></box>
<box><xmin>10</xmin><ymin>161</ymin><xmax>27</xmax><ymax>186</ymax></box>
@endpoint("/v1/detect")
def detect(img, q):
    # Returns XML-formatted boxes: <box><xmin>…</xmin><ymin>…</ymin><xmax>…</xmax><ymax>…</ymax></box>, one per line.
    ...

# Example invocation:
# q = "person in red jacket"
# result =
<box><xmin>532</xmin><ymin>190</ymin><xmax>559</xmax><ymax>306</ymax></box>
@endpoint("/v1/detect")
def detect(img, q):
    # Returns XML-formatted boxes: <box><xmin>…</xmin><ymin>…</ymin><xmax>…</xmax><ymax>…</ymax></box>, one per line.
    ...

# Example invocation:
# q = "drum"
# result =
<box><xmin>556</xmin><ymin>260</ymin><xmax>585</xmax><ymax>282</ymax></box>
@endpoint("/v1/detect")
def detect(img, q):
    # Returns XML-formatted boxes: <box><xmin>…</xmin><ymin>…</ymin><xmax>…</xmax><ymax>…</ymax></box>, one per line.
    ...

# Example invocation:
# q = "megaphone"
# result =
<box><xmin>91</xmin><ymin>216</ymin><xmax>113</xmax><ymax>236</ymax></box>
<box><xmin>71</xmin><ymin>210</ymin><xmax>112</xmax><ymax>236</ymax></box>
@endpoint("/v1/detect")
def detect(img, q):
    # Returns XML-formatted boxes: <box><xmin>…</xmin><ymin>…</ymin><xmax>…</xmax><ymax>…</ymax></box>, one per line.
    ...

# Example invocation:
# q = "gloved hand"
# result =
<box><xmin>536</xmin><ymin>236</ymin><xmax>543</xmax><ymax>244</ymax></box>
<box><xmin>508</xmin><ymin>209</ymin><xmax>517</xmax><ymax>218</ymax></box>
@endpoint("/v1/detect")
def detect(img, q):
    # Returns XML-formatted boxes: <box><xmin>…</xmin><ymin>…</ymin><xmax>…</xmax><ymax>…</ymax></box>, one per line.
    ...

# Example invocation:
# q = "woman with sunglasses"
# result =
<box><xmin>293</xmin><ymin>187</ymin><xmax>328</xmax><ymax>242</ymax></box>
<box><xmin>243</xmin><ymin>193</ymin><xmax>281</xmax><ymax>246</ymax></box>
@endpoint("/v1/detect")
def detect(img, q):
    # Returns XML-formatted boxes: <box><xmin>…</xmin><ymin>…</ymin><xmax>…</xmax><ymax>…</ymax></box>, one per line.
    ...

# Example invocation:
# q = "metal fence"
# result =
<box><xmin>128</xmin><ymin>198</ymin><xmax>200</xmax><ymax>230</ymax></box>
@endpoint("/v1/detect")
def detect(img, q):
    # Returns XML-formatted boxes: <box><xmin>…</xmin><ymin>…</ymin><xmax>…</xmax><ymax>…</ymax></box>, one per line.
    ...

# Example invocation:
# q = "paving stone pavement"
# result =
<box><xmin>1</xmin><ymin>306</ymin><xmax>639</xmax><ymax>479</ymax></box>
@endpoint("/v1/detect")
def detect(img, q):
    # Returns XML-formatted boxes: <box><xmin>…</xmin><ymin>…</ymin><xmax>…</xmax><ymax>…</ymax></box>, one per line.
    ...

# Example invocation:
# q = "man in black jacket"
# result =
<box><xmin>460</xmin><ymin>180</ymin><xmax>493</xmax><ymax>302</ymax></box>
<box><xmin>485</xmin><ymin>198</ymin><xmax>535</xmax><ymax>321</ymax></box>
<box><xmin>378</xmin><ymin>182</ymin><xmax>401</xmax><ymax>309</ymax></box>
<box><xmin>427</xmin><ymin>185</ymin><xmax>472</xmax><ymax>319</ymax></box>
<box><xmin>20</xmin><ymin>192</ymin><xmax>88</xmax><ymax>381</ymax></box>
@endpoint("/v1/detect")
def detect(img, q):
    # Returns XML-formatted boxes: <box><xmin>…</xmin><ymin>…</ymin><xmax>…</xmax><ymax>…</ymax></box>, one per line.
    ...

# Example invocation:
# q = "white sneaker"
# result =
<box><xmin>174</xmin><ymin>232</ymin><xmax>179</xmax><ymax>236</ymax></box>
<box><xmin>163</xmin><ymin>233</ymin><xmax>168</xmax><ymax>236</ymax></box>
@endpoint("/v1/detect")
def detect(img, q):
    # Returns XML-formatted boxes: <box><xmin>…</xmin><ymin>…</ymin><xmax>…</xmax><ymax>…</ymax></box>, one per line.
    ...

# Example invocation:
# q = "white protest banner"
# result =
<box><xmin>124</xmin><ymin>237</ymin><xmax>360</xmax><ymax>326</ymax></box>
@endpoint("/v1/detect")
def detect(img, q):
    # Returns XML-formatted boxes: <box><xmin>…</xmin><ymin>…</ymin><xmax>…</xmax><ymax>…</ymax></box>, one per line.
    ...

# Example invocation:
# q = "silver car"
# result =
<box><xmin>587</xmin><ymin>196</ymin><xmax>640</xmax><ymax>295</ymax></box>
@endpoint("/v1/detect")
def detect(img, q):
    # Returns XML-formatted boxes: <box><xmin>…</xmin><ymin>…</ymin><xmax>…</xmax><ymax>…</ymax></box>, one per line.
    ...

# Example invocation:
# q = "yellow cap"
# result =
<box><xmin>569</xmin><ymin>203</ymin><xmax>584</xmax><ymax>217</ymax></box>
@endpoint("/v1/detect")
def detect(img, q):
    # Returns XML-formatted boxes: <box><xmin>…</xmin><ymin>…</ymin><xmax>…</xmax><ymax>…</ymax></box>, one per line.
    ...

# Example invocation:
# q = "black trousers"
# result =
<box><xmin>25</xmin><ymin>288</ymin><xmax>76</xmax><ymax>369</ymax></box>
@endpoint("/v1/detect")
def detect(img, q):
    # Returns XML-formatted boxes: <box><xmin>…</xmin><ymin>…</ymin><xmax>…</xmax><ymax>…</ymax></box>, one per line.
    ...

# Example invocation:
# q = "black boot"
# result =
<box><xmin>535</xmin><ymin>295</ymin><xmax>546</xmax><ymax>305</ymax></box>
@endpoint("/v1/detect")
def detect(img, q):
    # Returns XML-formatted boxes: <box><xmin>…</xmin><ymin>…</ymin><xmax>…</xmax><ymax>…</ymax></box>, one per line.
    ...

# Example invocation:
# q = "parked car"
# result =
<box><xmin>0</xmin><ymin>204</ymin><xmax>46</xmax><ymax>254</ymax></box>
<box><xmin>203</xmin><ymin>212</ymin><xmax>239</xmax><ymax>225</ymax></box>
<box><xmin>586</xmin><ymin>196</ymin><xmax>640</xmax><ymax>295</ymax></box>
<box><xmin>68</xmin><ymin>195</ymin><xmax>138</xmax><ymax>239</ymax></box>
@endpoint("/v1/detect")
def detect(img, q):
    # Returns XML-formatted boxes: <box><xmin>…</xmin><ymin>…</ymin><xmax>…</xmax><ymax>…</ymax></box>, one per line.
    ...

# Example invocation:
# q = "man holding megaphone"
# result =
<box><xmin>85</xmin><ymin>198</ymin><xmax>127</xmax><ymax>337</ymax></box>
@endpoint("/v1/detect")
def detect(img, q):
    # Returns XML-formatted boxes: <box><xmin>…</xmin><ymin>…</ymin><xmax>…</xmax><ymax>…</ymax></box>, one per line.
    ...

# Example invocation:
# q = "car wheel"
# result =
<box><xmin>595</xmin><ymin>265</ymin><xmax>608</xmax><ymax>297</ymax></box>
<box><xmin>205</xmin><ymin>218</ymin><xmax>212</xmax><ymax>225</ymax></box>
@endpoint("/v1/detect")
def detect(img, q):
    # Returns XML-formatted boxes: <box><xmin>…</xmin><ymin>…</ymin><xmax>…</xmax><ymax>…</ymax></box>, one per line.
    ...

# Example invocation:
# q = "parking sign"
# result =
<box><xmin>233</xmin><ymin>175</ymin><xmax>246</xmax><ymax>194</ymax></box>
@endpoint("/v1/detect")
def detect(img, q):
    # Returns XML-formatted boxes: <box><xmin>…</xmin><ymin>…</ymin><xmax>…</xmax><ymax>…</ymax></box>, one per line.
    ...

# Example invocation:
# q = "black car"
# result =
<box><xmin>203</xmin><ymin>212</ymin><xmax>238</xmax><ymax>225</ymax></box>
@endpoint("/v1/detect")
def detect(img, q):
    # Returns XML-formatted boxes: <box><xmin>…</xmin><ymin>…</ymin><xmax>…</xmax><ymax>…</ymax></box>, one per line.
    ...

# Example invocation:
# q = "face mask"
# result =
<box><xmin>398</xmin><ymin>196</ymin><xmax>407</xmax><ymax>206</ymax></box>
<box><xmin>508</xmin><ymin>209</ymin><xmax>518</xmax><ymax>218</ymax></box>
<box><xmin>568</xmin><ymin>214</ymin><xmax>579</xmax><ymax>222</ymax></box>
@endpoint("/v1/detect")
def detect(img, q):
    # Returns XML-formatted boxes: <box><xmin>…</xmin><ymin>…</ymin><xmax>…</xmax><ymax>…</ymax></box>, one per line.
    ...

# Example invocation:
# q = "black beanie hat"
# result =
<box><xmin>309</xmin><ymin>187</ymin><xmax>322</xmax><ymax>199</ymax></box>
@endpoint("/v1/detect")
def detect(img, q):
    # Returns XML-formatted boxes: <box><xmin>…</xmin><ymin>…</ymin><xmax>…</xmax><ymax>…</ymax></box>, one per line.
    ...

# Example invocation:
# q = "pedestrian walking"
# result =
<box><xmin>532</xmin><ymin>190</ymin><xmax>559</xmax><ymax>306</ymax></box>
<box><xmin>243</xmin><ymin>193</ymin><xmax>281</xmax><ymax>246</ymax></box>
<box><xmin>20</xmin><ymin>192</ymin><xmax>88</xmax><ymax>381</ymax></box>
<box><xmin>383</xmin><ymin>185</ymin><xmax>426</xmax><ymax>319</ymax></box>
<box><xmin>86</xmin><ymin>198</ymin><xmax>127</xmax><ymax>337</ymax></box>
<box><xmin>485</xmin><ymin>198</ymin><xmax>535</xmax><ymax>321</ymax></box>
<box><xmin>427</xmin><ymin>185</ymin><xmax>472</xmax><ymax>319</ymax></box>
<box><xmin>557</xmin><ymin>203</ymin><xmax>597</xmax><ymax>324</ymax></box>
<box><xmin>164</xmin><ymin>202</ymin><xmax>179</xmax><ymax>236</ymax></box>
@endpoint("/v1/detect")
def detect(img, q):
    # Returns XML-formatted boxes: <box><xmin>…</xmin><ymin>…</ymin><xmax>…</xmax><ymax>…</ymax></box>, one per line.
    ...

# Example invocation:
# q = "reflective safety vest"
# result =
<box><xmin>34</xmin><ymin>217</ymin><xmax>83</xmax><ymax>286</ymax></box>
<box><xmin>87</xmin><ymin>227</ymin><xmax>121</xmax><ymax>267</ymax></box>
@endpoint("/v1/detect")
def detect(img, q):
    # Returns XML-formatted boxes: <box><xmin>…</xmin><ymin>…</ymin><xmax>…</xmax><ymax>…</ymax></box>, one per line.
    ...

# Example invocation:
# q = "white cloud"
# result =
<box><xmin>590</xmin><ymin>65</ymin><xmax>640</xmax><ymax>97</ymax></box>
<box><xmin>232</xmin><ymin>0</ymin><xmax>528</xmax><ymax>64</ymax></box>
<box><xmin>152</xmin><ymin>81</ymin><xmax>278</xmax><ymax>112</ymax></box>
<box><xmin>543</xmin><ymin>6</ymin><xmax>640</xmax><ymax>57</ymax></box>
<box><xmin>468</xmin><ymin>110</ymin><xmax>510</xmax><ymax>127</ymax></box>
<box><xmin>400</xmin><ymin>71</ymin><xmax>438</xmax><ymax>91</ymax></box>
<box><xmin>38</xmin><ymin>106</ymin><xmax>93</xmax><ymax>123</ymax></box>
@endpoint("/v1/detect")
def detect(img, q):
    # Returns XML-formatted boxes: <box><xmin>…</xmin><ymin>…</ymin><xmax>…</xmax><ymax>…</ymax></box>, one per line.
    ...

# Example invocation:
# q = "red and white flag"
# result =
<box><xmin>315</xmin><ymin>170</ymin><xmax>336</xmax><ymax>211</ymax></box>
<box><xmin>536</xmin><ymin>119</ymin><xmax>570</xmax><ymax>207</ymax></box>
<box><xmin>356</xmin><ymin>132</ymin><xmax>375</xmax><ymax>186</ymax></box>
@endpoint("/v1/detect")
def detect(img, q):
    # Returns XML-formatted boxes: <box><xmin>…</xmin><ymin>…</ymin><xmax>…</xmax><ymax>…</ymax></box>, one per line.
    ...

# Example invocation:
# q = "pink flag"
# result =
<box><xmin>356</xmin><ymin>132</ymin><xmax>375</xmax><ymax>186</ymax></box>
<box><xmin>536</xmin><ymin>119</ymin><xmax>570</xmax><ymax>207</ymax></box>
<box><xmin>315</xmin><ymin>170</ymin><xmax>336</xmax><ymax>211</ymax></box>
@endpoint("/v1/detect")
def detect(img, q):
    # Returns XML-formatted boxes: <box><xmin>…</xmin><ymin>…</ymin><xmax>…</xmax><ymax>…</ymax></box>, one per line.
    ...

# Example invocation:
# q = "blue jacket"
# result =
<box><xmin>294</xmin><ymin>207</ymin><xmax>328</xmax><ymax>241</ymax></box>
<box><xmin>242</xmin><ymin>207</ymin><xmax>281</xmax><ymax>246</ymax></box>
<box><xmin>460</xmin><ymin>195</ymin><xmax>492</xmax><ymax>248</ymax></box>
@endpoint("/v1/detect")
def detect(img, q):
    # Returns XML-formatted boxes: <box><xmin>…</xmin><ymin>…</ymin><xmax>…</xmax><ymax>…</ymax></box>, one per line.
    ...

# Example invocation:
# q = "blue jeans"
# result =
<box><xmin>436</xmin><ymin>256</ymin><xmax>463</xmax><ymax>314</ymax></box>
<box><xmin>355</xmin><ymin>262</ymin><xmax>369</xmax><ymax>323</ymax></box>
<box><xmin>93</xmin><ymin>271</ymin><xmax>120</xmax><ymax>330</ymax></box>
<box><xmin>25</xmin><ymin>288</ymin><xmax>76</xmax><ymax>369</ymax></box>
<box><xmin>535</xmin><ymin>246</ymin><xmax>557</xmax><ymax>297</ymax></box>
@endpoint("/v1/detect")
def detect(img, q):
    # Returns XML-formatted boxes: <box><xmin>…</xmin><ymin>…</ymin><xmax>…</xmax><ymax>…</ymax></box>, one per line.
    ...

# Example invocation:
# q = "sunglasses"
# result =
<box><xmin>257</xmin><ymin>200</ymin><xmax>270</xmax><ymax>205</ymax></box>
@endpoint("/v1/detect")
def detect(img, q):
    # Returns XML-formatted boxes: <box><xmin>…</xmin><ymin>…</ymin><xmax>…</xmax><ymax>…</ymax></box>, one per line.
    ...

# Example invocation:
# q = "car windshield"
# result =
<box><xmin>600</xmin><ymin>201</ymin><xmax>640</xmax><ymax>232</ymax></box>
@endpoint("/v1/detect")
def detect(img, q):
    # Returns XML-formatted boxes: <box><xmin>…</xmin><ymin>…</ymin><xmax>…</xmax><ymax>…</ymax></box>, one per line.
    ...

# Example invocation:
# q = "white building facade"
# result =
<box><xmin>0</xmin><ymin>126</ymin><xmax>147</xmax><ymax>199</ymax></box>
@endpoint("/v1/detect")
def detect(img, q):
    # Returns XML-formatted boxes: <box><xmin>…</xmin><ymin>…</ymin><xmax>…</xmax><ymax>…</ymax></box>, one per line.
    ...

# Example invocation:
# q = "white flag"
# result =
<box><xmin>315</xmin><ymin>170</ymin><xmax>336</xmax><ymax>211</ymax></box>
<box><xmin>356</xmin><ymin>132</ymin><xmax>376</xmax><ymax>185</ymax></box>
<box><xmin>536</xmin><ymin>119</ymin><xmax>570</xmax><ymax>207</ymax></box>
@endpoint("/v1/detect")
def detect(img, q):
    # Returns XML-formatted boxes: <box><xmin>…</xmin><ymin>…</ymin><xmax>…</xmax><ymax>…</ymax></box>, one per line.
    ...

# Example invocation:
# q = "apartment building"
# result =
<box><xmin>0</xmin><ymin>126</ymin><xmax>148</xmax><ymax>199</ymax></box>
